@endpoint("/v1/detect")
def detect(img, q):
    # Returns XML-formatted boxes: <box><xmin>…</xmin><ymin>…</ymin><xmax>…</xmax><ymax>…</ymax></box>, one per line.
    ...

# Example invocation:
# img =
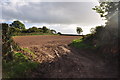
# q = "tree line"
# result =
<box><xmin>7</xmin><ymin>20</ymin><xmax>60</xmax><ymax>36</ymax></box>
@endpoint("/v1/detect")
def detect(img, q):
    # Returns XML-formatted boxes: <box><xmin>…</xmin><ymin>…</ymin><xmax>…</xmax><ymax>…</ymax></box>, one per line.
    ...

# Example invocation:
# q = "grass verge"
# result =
<box><xmin>2</xmin><ymin>52</ymin><xmax>39</xmax><ymax>78</ymax></box>
<box><xmin>71</xmin><ymin>38</ymin><xmax>96</xmax><ymax>49</ymax></box>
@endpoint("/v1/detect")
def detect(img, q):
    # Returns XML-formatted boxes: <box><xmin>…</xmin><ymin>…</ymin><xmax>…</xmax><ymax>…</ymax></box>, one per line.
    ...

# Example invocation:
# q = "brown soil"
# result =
<box><xmin>13</xmin><ymin>35</ymin><xmax>80</xmax><ymax>48</ymax></box>
<box><xmin>13</xmin><ymin>35</ymin><xmax>118</xmax><ymax>78</ymax></box>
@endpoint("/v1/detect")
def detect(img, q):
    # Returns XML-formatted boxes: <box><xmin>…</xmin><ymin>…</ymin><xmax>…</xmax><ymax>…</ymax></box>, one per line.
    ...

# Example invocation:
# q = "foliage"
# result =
<box><xmin>90</xmin><ymin>28</ymin><xmax>96</xmax><ymax>34</ymax></box>
<box><xmin>2</xmin><ymin>23</ymin><xmax>14</xmax><ymax>61</ymax></box>
<box><xmin>42</xmin><ymin>26</ymin><xmax>49</xmax><ymax>33</ymax></box>
<box><xmin>84</xmin><ymin>26</ymin><xmax>105</xmax><ymax>46</ymax></box>
<box><xmin>95</xmin><ymin>26</ymin><xmax>104</xmax><ymax>34</ymax></box>
<box><xmin>71</xmin><ymin>38</ymin><xmax>95</xmax><ymax>49</ymax></box>
<box><xmin>27</xmin><ymin>26</ymin><xmax>40</xmax><ymax>33</ymax></box>
<box><xmin>76</xmin><ymin>27</ymin><xmax>83</xmax><ymax>35</ymax></box>
<box><xmin>57</xmin><ymin>32</ymin><xmax>62</xmax><ymax>35</ymax></box>
<box><xmin>10</xmin><ymin>20</ymin><xmax>25</xmax><ymax>29</ymax></box>
<box><xmin>93</xmin><ymin>2</ymin><xmax>119</xmax><ymax>42</ymax></box>
<box><xmin>51</xmin><ymin>29</ymin><xmax>57</xmax><ymax>34</ymax></box>
<box><xmin>92</xmin><ymin>2</ymin><xmax>118</xmax><ymax>18</ymax></box>
<box><xmin>9</xmin><ymin>21</ymin><xmax>57</xmax><ymax>36</ymax></box>
<box><xmin>9</xmin><ymin>27</ymin><xmax>21</xmax><ymax>36</ymax></box>
<box><xmin>3</xmin><ymin>52</ymin><xmax>39</xmax><ymax>78</ymax></box>
<box><xmin>2</xmin><ymin>23</ymin><xmax>39</xmax><ymax>78</ymax></box>
<box><xmin>21</xmin><ymin>29</ymin><xmax>28</xmax><ymax>33</ymax></box>
<box><xmin>91</xmin><ymin>2</ymin><xmax>119</xmax><ymax>55</ymax></box>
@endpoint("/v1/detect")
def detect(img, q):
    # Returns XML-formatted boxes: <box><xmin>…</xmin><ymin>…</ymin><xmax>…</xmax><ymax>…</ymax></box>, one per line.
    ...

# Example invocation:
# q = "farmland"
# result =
<box><xmin>12</xmin><ymin>35</ymin><xmax>118</xmax><ymax>78</ymax></box>
<box><xmin>2</xmin><ymin>1</ymin><xmax>119</xmax><ymax>78</ymax></box>
<box><xmin>13</xmin><ymin>35</ymin><xmax>80</xmax><ymax>48</ymax></box>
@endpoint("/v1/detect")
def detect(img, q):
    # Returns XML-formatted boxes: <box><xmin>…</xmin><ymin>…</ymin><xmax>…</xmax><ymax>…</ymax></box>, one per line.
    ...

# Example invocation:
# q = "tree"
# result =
<box><xmin>90</xmin><ymin>28</ymin><xmax>96</xmax><ymax>34</ymax></box>
<box><xmin>92</xmin><ymin>2</ymin><xmax>119</xmax><ymax>40</ymax></box>
<box><xmin>92</xmin><ymin>2</ymin><xmax>119</xmax><ymax>54</ymax></box>
<box><xmin>92</xmin><ymin>2</ymin><xmax>118</xmax><ymax>35</ymax></box>
<box><xmin>50</xmin><ymin>29</ymin><xmax>56</xmax><ymax>34</ymax></box>
<box><xmin>10</xmin><ymin>20</ymin><xmax>25</xmax><ymax>29</ymax></box>
<box><xmin>42</xmin><ymin>26</ymin><xmax>49</xmax><ymax>33</ymax></box>
<box><xmin>76</xmin><ymin>27</ymin><xmax>83</xmax><ymax>35</ymax></box>
<box><xmin>92</xmin><ymin>2</ymin><xmax>118</xmax><ymax>24</ymax></box>
<box><xmin>21</xmin><ymin>29</ymin><xmax>28</xmax><ymax>33</ymax></box>
<box><xmin>9</xmin><ymin>27</ymin><xmax>21</xmax><ymax>35</ymax></box>
<box><xmin>38</xmin><ymin>28</ymin><xmax>43</xmax><ymax>33</ymax></box>
<box><xmin>95</xmin><ymin>26</ymin><xmax>104</xmax><ymax>34</ymax></box>
<box><xmin>57</xmin><ymin>32</ymin><xmax>62</xmax><ymax>35</ymax></box>
<box><xmin>27</xmin><ymin>27</ymin><xmax>39</xmax><ymax>33</ymax></box>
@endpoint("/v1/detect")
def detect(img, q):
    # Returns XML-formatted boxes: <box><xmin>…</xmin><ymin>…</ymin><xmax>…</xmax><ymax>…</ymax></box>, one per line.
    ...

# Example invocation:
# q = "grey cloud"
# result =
<box><xmin>2</xmin><ymin>2</ymin><xmax>103</xmax><ymax>25</ymax></box>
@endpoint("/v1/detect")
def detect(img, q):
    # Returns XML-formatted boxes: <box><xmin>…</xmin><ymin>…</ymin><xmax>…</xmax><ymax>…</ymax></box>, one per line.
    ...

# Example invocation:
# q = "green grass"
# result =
<box><xmin>3</xmin><ymin>61</ymin><xmax>38</xmax><ymax>78</ymax></box>
<box><xmin>71</xmin><ymin>38</ymin><xmax>95</xmax><ymax>49</ymax></box>
<box><xmin>12</xmin><ymin>33</ymin><xmax>59</xmax><ymax>36</ymax></box>
<box><xmin>22</xmin><ymin>48</ymin><xmax>35</xmax><ymax>58</ymax></box>
<box><xmin>3</xmin><ymin>52</ymin><xmax>39</xmax><ymax>78</ymax></box>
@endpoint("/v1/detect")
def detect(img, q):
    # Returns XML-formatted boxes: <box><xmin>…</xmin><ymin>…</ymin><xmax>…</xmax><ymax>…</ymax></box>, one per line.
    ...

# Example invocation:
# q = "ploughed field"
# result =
<box><xmin>13</xmin><ymin>35</ymin><xmax>118</xmax><ymax>78</ymax></box>
<box><xmin>13</xmin><ymin>35</ymin><xmax>80</xmax><ymax>48</ymax></box>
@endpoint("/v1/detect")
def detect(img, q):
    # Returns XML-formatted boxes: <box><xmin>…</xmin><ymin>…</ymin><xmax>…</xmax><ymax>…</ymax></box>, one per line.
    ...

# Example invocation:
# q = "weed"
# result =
<box><xmin>22</xmin><ymin>48</ymin><xmax>36</xmax><ymax>58</ymax></box>
<box><xmin>71</xmin><ymin>38</ymin><xmax>96</xmax><ymax>49</ymax></box>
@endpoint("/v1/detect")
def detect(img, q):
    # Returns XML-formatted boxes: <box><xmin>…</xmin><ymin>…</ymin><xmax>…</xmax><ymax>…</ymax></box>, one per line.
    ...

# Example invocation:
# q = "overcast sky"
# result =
<box><xmin>1</xmin><ymin>0</ymin><xmax>106</xmax><ymax>34</ymax></box>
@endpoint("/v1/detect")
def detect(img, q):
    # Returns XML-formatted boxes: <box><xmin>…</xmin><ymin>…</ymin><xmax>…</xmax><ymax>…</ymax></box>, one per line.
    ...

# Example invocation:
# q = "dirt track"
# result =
<box><xmin>13</xmin><ymin>35</ymin><xmax>118</xmax><ymax>78</ymax></box>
